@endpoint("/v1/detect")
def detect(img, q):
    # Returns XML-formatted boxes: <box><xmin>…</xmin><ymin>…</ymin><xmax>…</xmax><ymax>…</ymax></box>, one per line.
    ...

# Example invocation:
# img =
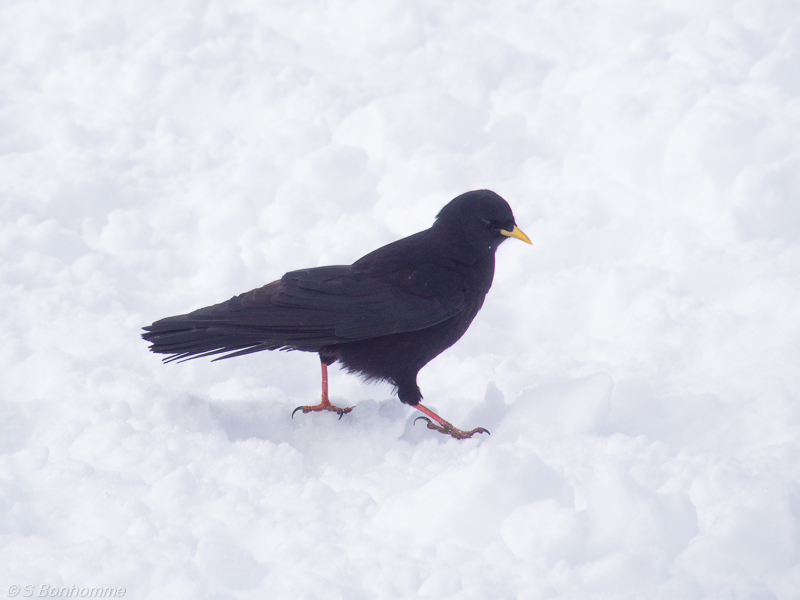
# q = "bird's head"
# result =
<box><xmin>434</xmin><ymin>190</ymin><xmax>531</xmax><ymax>252</ymax></box>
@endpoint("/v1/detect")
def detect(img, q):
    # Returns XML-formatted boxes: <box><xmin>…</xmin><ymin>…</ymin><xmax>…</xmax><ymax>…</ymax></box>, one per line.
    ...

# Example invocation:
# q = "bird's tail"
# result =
<box><xmin>142</xmin><ymin>282</ymin><xmax>291</xmax><ymax>363</ymax></box>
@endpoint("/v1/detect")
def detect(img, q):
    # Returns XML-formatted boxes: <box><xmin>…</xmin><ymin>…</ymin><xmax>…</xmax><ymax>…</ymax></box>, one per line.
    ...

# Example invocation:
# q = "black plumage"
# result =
<box><xmin>142</xmin><ymin>189</ymin><xmax>530</xmax><ymax>439</ymax></box>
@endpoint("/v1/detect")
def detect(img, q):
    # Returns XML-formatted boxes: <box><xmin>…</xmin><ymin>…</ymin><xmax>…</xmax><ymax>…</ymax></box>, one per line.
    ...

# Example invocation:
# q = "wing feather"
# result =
<box><xmin>142</xmin><ymin>261</ymin><xmax>466</xmax><ymax>362</ymax></box>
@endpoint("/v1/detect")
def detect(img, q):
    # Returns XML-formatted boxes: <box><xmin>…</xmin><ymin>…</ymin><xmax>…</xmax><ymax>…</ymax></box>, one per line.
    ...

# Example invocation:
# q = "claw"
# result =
<box><xmin>292</xmin><ymin>402</ymin><xmax>353</xmax><ymax>420</ymax></box>
<box><xmin>413</xmin><ymin>414</ymin><xmax>489</xmax><ymax>439</ymax></box>
<box><xmin>412</xmin><ymin>403</ymin><xmax>489</xmax><ymax>440</ymax></box>
<box><xmin>293</xmin><ymin>361</ymin><xmax>354</xmax><ymax>421</ymax></box>
<box><xmin>429</xmin><ymin>421</ymin><xmax>489</xmax><ymax>439</ymax></box>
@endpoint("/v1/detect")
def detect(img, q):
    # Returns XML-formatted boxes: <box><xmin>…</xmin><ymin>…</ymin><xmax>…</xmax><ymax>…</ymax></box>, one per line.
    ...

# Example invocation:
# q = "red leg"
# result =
<box><xmin>413</xmin><ymin>403</ymin><xmax>490</xmax><ymax>439</ymax></box>
<box><xmin>292</xmin><ymin>362</ymin><xmax>354</xmax><ymax>420</ymax></box>
<box><xmin>321</xmin><ymin>360</ymin><xmax>328</xmax><ymax>401</ymax></box>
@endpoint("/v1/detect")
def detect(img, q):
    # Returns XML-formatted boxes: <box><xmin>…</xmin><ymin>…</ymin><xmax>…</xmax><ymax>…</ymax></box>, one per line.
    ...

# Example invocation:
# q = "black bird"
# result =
<box><xmin>142</xmin><ymin>190</ymin><xmax>530</xmax><ymax>439</ymax></box>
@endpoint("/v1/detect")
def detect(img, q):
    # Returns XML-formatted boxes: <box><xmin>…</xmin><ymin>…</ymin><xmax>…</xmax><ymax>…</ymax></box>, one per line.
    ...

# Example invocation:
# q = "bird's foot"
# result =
<box><xmin>292</xmin><ymin>398</ymin><xmax>353</xmax><ymax>420</ymax></box>
<box><xmin>414</xmin><ymin>416</ymin><xmax>490</xmax><ymax>439</ymax></box>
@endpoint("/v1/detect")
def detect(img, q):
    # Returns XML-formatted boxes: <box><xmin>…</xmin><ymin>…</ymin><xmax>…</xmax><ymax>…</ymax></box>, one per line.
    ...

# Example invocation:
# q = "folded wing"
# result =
<box><xmin>142</xmin><ymin>264</ymin><xmax>465</xmax><ymax>363</ymax></box>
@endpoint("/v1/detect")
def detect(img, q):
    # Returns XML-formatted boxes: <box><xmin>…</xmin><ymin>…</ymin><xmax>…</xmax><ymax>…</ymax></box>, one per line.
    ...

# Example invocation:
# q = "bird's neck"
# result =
<box><xmin>431</xmin><ymin>225</ymin><xmax>500</xmax><ymax>267</ymax></box>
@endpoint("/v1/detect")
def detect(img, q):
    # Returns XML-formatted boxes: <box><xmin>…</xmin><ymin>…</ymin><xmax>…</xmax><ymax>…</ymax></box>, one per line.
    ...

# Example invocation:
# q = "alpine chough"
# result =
<box><xmin>142</xmin><ymin>189</ymin><xmax>531</xmax><ymax>439</ymax></box>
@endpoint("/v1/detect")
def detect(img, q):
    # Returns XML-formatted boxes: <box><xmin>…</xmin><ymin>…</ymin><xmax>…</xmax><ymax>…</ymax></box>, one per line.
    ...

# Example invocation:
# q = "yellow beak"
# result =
<box><xmin>500</xmin><ymin>225</ymin><xmax>532</xmax><ymax>245</ymax></box>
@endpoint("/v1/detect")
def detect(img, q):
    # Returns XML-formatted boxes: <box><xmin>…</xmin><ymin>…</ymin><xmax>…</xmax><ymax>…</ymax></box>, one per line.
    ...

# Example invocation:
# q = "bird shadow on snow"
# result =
<box><xmin>163</xmin><ymin>381</ymin><xmax>513</xmax><ymax>454</ymax></box>
<box><xmin>206</xmin><ymin>396</ymin><xmax>407</xmax><ymax>445</ymax></box>
<box><xmin>158</xmin><ymin>372</ymin><xmax>720</xmax><ymax>457</ymax></box>
<box><xmin>200</xmin><ymin>394</ymin><xmax>486</xmax><ymax>455</ymax></box>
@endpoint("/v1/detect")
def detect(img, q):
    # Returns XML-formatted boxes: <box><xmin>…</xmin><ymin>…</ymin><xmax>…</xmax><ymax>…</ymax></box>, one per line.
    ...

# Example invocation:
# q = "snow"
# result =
<box><xmin>2</xmin><ymin>0</ymin><xmax>800</xmax><ymax>598</ymax></box>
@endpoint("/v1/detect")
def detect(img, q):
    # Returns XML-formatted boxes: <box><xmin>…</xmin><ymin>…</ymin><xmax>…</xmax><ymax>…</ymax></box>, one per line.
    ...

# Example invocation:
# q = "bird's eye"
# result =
<box><xmin>480</xmin><ymin>218</ymin><xmax>492</xmax><ymax>227</ymax></box>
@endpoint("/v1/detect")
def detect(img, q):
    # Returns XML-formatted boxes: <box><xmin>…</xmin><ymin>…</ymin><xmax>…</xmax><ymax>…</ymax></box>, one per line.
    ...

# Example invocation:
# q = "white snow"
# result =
<box><xmin>2</xmin><ymin>0</ymin><xmax>800</xmax><ymax>598</ymax></box>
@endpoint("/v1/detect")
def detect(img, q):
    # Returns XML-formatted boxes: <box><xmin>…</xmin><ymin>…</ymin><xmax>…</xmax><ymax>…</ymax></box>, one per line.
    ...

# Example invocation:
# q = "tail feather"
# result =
<box><xmin>142</xmin><ymin>281</ymin><xmax>339</xmax><ymax>363</ymax></box>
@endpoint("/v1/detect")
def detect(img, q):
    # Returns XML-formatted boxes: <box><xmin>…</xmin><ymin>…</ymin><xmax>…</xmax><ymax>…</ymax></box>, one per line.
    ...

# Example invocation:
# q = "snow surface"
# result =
<box><xmin>2</xmin><ymin>0</ymin><xmax>800</xmax><ymax>598</ymax></box>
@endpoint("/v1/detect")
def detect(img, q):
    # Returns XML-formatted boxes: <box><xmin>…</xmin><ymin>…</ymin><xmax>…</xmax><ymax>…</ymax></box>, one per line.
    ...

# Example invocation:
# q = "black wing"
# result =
<box><xmin>142</xmin><ymin>257</ymin><xmax>466</xmax><ymax>363</ymax></box>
